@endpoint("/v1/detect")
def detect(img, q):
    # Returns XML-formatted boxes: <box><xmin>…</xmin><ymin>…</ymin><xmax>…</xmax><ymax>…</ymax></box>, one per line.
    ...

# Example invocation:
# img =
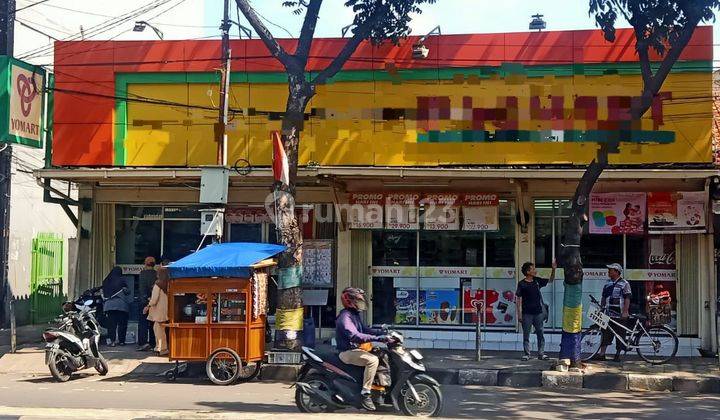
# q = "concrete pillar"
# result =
<box><xmin>336</xmin><ymin>227</ymin><xmax>351</xmax><ymax>315</ymax></box>
<box><xmin>73</xmin><ymin>186</ymin><xmax>93</xmax><ymax>299</ymax></box>
<box><xmin>699</xmin><ymin>233</ymin><xmax>717</xmax><ymax>351</ymax></box>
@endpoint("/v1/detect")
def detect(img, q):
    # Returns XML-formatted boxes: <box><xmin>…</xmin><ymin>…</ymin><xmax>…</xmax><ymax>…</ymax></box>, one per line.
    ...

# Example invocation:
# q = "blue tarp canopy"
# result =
<box><xmin>167</xmin><ymin>242</ymin><xmax>286</xmax><ymax>279</ymax></box>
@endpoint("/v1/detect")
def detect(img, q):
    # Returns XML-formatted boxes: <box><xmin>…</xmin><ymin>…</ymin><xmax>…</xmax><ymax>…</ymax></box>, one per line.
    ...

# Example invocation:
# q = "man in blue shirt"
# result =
<box><xmin>593</xmin><ymin>263</ymin><xmax>632</xmax><ymax>361</ymax></box>
<box><xmin>336</xmin><ymin>287</ymin><xmax>390</xmax><ymax>411</ymax></box>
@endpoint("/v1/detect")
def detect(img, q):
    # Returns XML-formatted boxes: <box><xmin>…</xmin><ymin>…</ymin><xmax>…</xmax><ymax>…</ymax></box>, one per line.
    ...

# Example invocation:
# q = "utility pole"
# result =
<box><xmin>0</xmin><ymin>0</ymin><xmax>16</xmax><ymax>329</ymax></box>
<box><xmin>216</xmin><ymin>0</ymin><xmax>231</xmax><ymax>167</ymax></box>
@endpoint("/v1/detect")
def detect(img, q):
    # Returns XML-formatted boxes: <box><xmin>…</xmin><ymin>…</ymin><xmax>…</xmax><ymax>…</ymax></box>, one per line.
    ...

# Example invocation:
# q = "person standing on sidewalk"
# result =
<box><xmin>593</xmin><ymin>263</ymin><xmax>632</xmax><ymax>362</ymax></box>
<box><xmin>102</xmin><ymin>267</ymin><xmax>131</xmax><ymax>346</ymax></box>
<box><xmin>145</xmin><ymin>267</ymin><xmax>169</xmax><ymax>356</ymax></box>
<box><xmin>516</xmin><ymin>260</ymin><xmax>556</xmax><ymax>361</ymax></box>
<box><xmin>137</xmin><ymin>257</ymin><xmax>157</xmax><ymax>351</ymax></box>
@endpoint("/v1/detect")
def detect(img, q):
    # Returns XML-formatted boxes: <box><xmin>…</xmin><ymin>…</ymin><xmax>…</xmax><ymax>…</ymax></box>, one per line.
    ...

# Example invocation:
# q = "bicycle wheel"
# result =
<box><xmin>636</xmin><ymin>325</ymin><xmax>678</xmax><ymax>365</ymax></box>
<box><xmin>580</xmin><ymin>325</ymin><xmax>603</xmax><ymax>362</ymax></box>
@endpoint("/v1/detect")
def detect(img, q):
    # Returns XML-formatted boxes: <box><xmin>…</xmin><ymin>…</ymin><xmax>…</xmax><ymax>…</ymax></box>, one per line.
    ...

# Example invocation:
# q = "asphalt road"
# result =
<box><xmin>0</xmin><ymin>373</ymin><xmax>718</xmax><ymax>419</ymax></box>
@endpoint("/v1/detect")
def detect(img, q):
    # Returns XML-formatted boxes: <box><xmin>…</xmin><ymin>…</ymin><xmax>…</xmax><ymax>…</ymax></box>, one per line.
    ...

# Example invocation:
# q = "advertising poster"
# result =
<box><xmin>385</xmin><ymin>193</ymin><xmax>420</xmax><ymax>230</ymax></box>
<box><xmin>394</xmin><ymin>288</ymin><xmax>420</xmax><ymax>325</ymax></box>
<box><xmin>422</xmin><ymin>193</ymin><xmax>460</xmax><ymax>231</ymax></box>
<box><xmin>348</xmin><ymin>193</ymin><xmax>384</xmax><ymax>229</ymax></box>
<box><xmin>589</xmin><ymin>192</ymin><xmax>646</xmax><ymax>234</ymax></box>
<box><xmin>462</xmin><ymin>285</ymin><xmax>516</xmax><ymax>325</ymax></box>
<box><xmin>461</xmin><ymin>193</ymin><xmax>499</xmax><ymax>231</ymax></box>
<box><xmin>648</xmin><ymin>191</ymin><xmax>707</xmax><ymax>234</ymax></box>
<box><xmin>420</xmin><ymin>289</ymin><xmax>460</xmax><ymax>325</ymax></box>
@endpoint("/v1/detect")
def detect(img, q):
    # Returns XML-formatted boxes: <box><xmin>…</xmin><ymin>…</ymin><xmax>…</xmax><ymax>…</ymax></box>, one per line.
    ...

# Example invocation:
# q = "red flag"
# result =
<box><xmin>272</xmin><ymin>131</ymin><xmax>289</xmax><ymax>186</ymax></box>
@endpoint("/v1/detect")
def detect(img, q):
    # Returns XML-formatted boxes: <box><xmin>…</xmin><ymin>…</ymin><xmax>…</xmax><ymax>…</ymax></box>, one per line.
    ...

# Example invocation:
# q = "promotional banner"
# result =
<box><xmin>589</xmin><ymin>192</ymin><xmax>646</xmax><ymax>234</ymax></box>
<box><xmin>648</xmin><ymin>191</ymin><xmax>707</xmax><ymax>234</ymax></box>
<box><xmin>348</xmin><ymin>193</ymin><xmax>384</xmax><ymax>229</ymax></box>
<box><xmin>422</xmin><ymin>193</ymin><xmax>460</xmax><ymax>231</ymax></box>
<box><xmin>385</xmin><ymin>193</ymin><xmax>420</xmax><ymax>230</ymax></box>
<box><xmin>395</xmin><ymin>288</ymin><xmax>420</xmax><ymax>325</ymax></box>
<box><xmin>461</xmin><ymin>193</ymin><xmax>500</xmax><ymax>231</ymax></box>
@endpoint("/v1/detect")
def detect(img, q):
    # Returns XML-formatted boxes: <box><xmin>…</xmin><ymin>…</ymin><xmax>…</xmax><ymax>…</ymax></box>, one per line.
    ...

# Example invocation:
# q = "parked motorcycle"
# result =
<box><xmin>294</xmin><ymin>331</ymin><xmax>443</xmax><ymax>417</ymax></box>
<box><xmin>43</xmin><ymin>288</ymin><xmax>108</xmax><ymax>382</ymax></box>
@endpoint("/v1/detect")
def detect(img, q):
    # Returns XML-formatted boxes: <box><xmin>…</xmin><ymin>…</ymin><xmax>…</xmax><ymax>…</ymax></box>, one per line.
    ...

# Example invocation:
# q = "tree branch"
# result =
<box><xmin>634</xmin><ymin>37</ymin><xmax>654</xmax><ymax>87</ymax></box>
<box><xmin>609</xmin><ymin>0</ymin><xmax>632</xmax><ymax>23</ymax></box>
<box><xmin>235</xmin><ymin>0</ymin><xmax>293</xmax><ymax>68</ymax></box>
<box><xmin>294</xmin><ymin>0</ymin><xmax>322</xmax><ymax>65</ymax></box>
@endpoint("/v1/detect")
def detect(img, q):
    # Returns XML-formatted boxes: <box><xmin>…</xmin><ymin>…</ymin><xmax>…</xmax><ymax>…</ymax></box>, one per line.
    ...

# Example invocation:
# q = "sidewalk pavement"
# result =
<box><xmin>1</xmin><ymin>340</ymin><xmax>719</xmax><ymax>393</ymax></box>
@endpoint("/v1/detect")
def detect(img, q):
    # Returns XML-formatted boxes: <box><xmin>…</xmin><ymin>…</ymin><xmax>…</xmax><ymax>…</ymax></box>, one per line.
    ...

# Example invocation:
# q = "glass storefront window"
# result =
<box><xmin>371</xmin><ymin>201</ymin><xmax>516</xmax><ymax>328</ymax></box>
<box><xmin>372</xmin><ymin>231</ymin><xmax>417</xmax><ymax>266</ymax></box>
<box><xmin>230</xmin><ymin>224</ymin><xmax>262</xmax><ymax>242</ymax></box>
<box><xmin>163</xmin><ymin>220</ymin><xmax>204</xmax><ymax>262</ymax></box>
<box><xmin>115</xmin><ymin>219</ymin><xmax>161</xmax><ymax>264</ymax></box>
<box><xmin>533</xmin><ymin>199</ymin><xmax>678</xmax><ymax>331</ymax></box>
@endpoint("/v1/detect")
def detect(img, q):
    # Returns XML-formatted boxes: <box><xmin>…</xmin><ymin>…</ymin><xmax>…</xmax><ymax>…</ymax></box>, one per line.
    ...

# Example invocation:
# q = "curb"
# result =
<box><xmin>455</xmin><ymin>368</ymin><xmax>720</xmax><ymax>393</ymax></box>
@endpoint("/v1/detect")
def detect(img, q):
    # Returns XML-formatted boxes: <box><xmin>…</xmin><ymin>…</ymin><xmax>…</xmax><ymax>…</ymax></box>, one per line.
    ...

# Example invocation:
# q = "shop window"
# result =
<box><xmin>626</xmin><ymin>234</ymin><xmax>677</xmax><ymax>327</ymax></box>
<box><xmin>164</xmin><ymin>220</ymin><xmax>204</xmax><ymax>262</ymax></box>
<box><xmin>163</xmin><ymin>206</ymin><xmax>202</xmax><ymax>219</ymax></box>
<box><xmin>419</xmin><ymin>231</ymin><xmax>482</xmax><ymax>267</ymax></box>
<box><xmin>115</xmin><ymin>219</ymin><xmax>161</xmax><ymax>264</ymax></box>
<box><xmin>372</xmin><ymin>231</ymin><xmax>417</xmax><ymax>266</ymax></box>
<box><xmin>230</xmin><ymin>224</ymin><xmax>262</xmax><ymax>243</ymax></box>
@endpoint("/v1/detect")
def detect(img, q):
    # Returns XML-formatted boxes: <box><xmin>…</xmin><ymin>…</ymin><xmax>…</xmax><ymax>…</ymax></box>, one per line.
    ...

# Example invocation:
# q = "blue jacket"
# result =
<box><xmin>335</xmin><ymin>309</ymin><xmax>383</xmax><ymax>352</ymax></box>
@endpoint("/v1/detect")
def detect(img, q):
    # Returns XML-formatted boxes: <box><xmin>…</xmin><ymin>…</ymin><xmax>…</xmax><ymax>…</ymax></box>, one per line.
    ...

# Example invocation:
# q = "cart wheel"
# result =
<box><xmin>206</xmin><ymin>348</ymin><xmax>241</xmax><ymax>385</ymax></box>
<box><xmin>165</xmin><ymin>370</ymin><xmax>177</xmax><ymax>382</ymax></box>
<box><xmin>236</xmin><ymin>361</ymin><xmax>262</xmax><ymax>383</ymax></box>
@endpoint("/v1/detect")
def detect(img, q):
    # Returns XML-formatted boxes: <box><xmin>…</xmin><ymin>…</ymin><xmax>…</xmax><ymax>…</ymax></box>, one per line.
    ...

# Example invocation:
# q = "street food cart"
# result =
<box><xmin>165</xmin><ymin>242</ymin><xmax>286</xmax><ymax>385</ymax></box>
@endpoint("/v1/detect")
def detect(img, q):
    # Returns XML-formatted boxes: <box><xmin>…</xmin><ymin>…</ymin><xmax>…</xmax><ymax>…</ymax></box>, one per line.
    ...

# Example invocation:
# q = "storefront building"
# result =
<box><xmin>39</xmin><ymin>27</ymin><xmax>717</xmax><ymax>353</ymax></box>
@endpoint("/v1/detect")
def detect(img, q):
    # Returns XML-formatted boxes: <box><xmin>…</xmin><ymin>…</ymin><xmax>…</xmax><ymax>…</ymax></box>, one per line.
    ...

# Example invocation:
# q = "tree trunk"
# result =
<box><xmin>559</xmin><ymin>158</ymin><xmax>606</xmax><ymax>364</ymax></box>
<box><xmin>273</xmin><ymin>75</ymin><xmax>313</xmax><ymax>350</ymax></box>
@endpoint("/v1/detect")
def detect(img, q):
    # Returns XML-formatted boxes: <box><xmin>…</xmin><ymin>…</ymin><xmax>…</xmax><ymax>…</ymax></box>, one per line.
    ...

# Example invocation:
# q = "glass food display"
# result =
<box><xmin>212</xmin><ymin>293</ymin><xmax>247</xmax><ymax>323</ymax></box>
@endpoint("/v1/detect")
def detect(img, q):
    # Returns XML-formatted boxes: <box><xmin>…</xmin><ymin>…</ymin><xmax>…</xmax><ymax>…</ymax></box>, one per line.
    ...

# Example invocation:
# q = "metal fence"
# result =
<box><xmin>30</xmin><ymin>233</ymin><xmax>65</xmax><ymax>324</ymax></box>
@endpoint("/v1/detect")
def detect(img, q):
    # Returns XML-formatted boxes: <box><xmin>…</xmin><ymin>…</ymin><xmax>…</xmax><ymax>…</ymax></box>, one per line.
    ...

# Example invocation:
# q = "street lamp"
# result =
<box><xmin>413</xmin><ymin>25</ymin><xmax>441</xmax><ymax>59</ymax></box>
<box><xmin>133</xmin><ymin>21</ymin><xmax>164</xmax><ymax>40</ymax></box>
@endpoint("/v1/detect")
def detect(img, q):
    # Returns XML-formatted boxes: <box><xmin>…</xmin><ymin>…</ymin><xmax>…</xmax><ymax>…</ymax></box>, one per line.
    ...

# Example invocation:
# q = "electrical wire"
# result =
<box><xmin>15</xmin><ymin>19</ymin><xmax>60</xmax><ymax>41</ymax></box>
<box><xmin>12</xmin><ymin>0</ymin><xmax>52</xmax><ymax>15</ymax></box>
<box><xmin>17</xmin><ymin>0</ymin><xmax>178</xmax><ymax>59</ymax></box>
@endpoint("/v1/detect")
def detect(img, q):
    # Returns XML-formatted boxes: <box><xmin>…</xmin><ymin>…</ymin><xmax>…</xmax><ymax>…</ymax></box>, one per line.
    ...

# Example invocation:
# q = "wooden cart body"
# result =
<box><xmin>167</xmin><ymin>276</ymin><xmax>267</xmax><ymax>363</ymax></box>
<box><xmin>165</xmin><ymin>242</ymin><xmax>286</xmax><ymax>383</ymax></box>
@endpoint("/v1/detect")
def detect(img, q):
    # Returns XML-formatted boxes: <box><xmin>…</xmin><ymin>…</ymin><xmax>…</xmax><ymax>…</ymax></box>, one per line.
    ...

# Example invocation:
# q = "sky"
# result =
<box><xmin>11</xmin><ymin>0</ymin><xmax>720</xmax><ymax>67</ymax></box>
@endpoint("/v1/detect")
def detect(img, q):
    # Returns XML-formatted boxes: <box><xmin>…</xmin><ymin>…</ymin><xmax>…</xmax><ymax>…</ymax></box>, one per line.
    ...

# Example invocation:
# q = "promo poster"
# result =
<box><xmin>462</xmin><ymin>286</ymin><xmax>516</xmax><ymax>325</ymax></box>
<box><xmin>394</xmin><ymin>289</ymin><xmax>420</xmax><ymax>325</ymax></box>
<box><xmin>648</xmin><ymin>191</ymin><xmax>707</xmax><ymax>234</ymax></box>
<box><xmin>589</xmin><ymin>192</ymin><xmax>646</xmax><ymax>235</ymax></box>
<box><xmin>420</xmin><ymin>289</ymin><xmax>460</xmax><ymax>325</ymax></box>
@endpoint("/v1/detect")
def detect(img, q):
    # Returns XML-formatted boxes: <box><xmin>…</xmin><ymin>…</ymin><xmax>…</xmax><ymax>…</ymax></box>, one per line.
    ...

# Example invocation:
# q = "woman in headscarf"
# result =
<box><xmin>145</xmin><ymin>267</ymin><xmax>169</xmax><ymax>356</ymax></box>
<box><xmin>102</xmin><ymin>266</ymin><xmax>131</xmax><ymax>346</ymax></box>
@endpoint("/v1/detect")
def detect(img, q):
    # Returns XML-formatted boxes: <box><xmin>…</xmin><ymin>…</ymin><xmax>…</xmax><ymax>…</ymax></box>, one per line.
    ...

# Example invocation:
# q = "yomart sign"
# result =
<box><xmin>0</xmin><ymin>56</ymin><xmax>45</xmax><ymax>148</ymax></box>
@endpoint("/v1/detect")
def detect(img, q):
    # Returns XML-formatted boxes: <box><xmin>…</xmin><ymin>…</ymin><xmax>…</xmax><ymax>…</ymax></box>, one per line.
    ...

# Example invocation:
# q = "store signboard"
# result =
<box><xmin>385</xmin><ymin>193</ymin><xmax>420</xmax><ymax>230</ymax></box>
<box><xmin>589</xmin><ymin>192</ymin><xmax>646</xmax><ymax>234</ymax></box>
<box><xmin>461</xmin><ymin>193</ymin><xmax>499</xmax><ymax>231</ymax></box>
<box><xmin>0</xmin><ymin>57</ymin><xmax>45</xmax><ymax>148</ymax></box>
<box><xmin>226</xmin><ymin>208</ymin><xmax>260</xmax><ymax>224</ymax></box>
<box><xmin>422</xmin><ymin>193</ymin><xmax>460</xmax><ymax>231</ymax></box>
<box><xmin>348</xmin><ymin>193</ymin><xmax>384</xmax><ymax>229</ymax></box>
<box><xmin>648</xmin><ymin>191</ymin><xmax>707</xmax><ymax>234</ymax></box>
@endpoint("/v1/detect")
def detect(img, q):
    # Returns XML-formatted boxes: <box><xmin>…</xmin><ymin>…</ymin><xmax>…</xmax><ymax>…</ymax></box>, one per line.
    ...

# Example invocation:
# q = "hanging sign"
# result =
<box><xmin>648</xmin><ymin>191</ymin><xmax>707</xmax><ymax>234</ymax></box>
<box><xmin>385</xmin><ymin>193</ymin><xmax>420</xmax><ymax>230</ymax></box>
<box><xmin>348</xmin><ymin>193</ymin><xmax>384</xmax><ymax>229</ymax></box>
<box><xmin>589</xmin><ymin>192</ymin><xmax>646</xmax><ymax>235</ymax></box>
<box><xmin>0</xmin><ymin>57</ymin><xmax>45</xmax><ymax>148</ymax></box>
<box><xmin>422</xmin><ymin>193</ymin><xmax>460</xmax><ymax>230</ymax></box>
<box><xmin>461</xmin><ymin>193</ymin><xmax>499</xmax><ymax>231</ymax></box>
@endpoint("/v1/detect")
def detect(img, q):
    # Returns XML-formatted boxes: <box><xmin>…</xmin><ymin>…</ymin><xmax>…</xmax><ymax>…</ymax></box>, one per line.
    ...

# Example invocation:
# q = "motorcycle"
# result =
<box><xmin>42</xmin><ymin>288</ymin><xmax>108</xmax><ymax>382</ymax></box>
<box><xmin>294</xmin><ymin>331</ymin><xmax>443</xmax><ymax>417</ymax></box>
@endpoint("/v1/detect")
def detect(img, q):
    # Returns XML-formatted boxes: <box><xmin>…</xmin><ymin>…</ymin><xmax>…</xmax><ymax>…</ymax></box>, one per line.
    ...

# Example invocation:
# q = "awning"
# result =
<box><xmin>168</xmin><ymin>242</ymin><xmax>286</xmax><ymax>279</ymax></box>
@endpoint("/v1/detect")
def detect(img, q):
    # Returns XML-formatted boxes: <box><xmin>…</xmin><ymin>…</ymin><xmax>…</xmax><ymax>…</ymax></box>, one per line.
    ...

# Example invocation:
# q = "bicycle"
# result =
<box><xmin>579</xmin><ymin>295</ymin><xmax>678</xmax><ymax>365</ymax></box>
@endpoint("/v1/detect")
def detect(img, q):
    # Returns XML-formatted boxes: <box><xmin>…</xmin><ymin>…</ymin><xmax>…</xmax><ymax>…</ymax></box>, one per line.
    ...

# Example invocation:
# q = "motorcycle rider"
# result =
<box><xmin>336</xmin><ymin>287</ymin><xmax>390</xmax><ymax>412</ymax></box>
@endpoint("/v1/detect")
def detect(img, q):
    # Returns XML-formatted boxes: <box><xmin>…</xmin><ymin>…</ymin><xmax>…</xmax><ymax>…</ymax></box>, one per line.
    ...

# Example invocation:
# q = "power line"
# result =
<box><xmin>12</xmin><ymin>0</ymin><xmax>52</xmax><ymax>15</ymax></box>
<box><xmin>17</xmin><ymin>0</ymin><xmax>178</xmax><ymax>59</ymax></box>
<box><xmin>15</xmin><ymin>19</ymin><xmax>59</xmax><ymax>41</ymax></box>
